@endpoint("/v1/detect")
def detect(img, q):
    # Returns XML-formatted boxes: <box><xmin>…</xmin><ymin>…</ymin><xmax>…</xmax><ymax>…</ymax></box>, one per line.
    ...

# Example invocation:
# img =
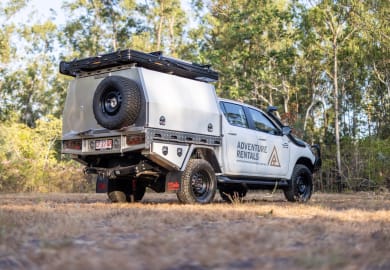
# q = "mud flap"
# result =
<box><xmin>96</xmin><ymin>175</ymin><xmax>108</xmax><ymax>193</ymax></box>
<box><xmin>165</xmin><ymin>171</ymin><xmax>182</xmax><ymax>193</ymax></box>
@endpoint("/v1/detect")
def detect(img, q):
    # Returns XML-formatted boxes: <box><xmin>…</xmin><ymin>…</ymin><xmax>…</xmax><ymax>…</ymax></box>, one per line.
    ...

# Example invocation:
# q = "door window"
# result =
<box><xmin>249</xmin><ymin>108</ymin><xmax>278</xmax><ymax>135</ymax></box>
<box><xmin>221</xmin><ymin>102</ymin><xmax>248</xmax><ymax>128</ymax></box>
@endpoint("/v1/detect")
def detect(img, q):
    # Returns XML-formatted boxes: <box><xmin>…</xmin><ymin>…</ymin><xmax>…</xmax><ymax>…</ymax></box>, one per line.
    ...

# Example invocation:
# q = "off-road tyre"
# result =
<box><xmin>283</xmin><ymin>164</ymin><xmax>313</xmax><ymax>202</ymax></box>
<box><xmin>107</xmin><ymin>178</ymin><xmax>131</xmax><ymax>203</ymax></box>
<box><xmin>219</xmin><ymin>183</ymin><xmax>248</xmax><ymax>203</ymax></box>
<box><xmin>177</xmin><ymin>159</ymin><xmax>217</xmax><ymax>204</ymax></box>
<box><xmin>107</xmin><ymin>179</ymin><xmax>146</xmax><ymax>203</ymax></box>
<box><xmin>93</xmin><ymin>76</ymin><xmax>141</xmax><ymax>130</ymax></box>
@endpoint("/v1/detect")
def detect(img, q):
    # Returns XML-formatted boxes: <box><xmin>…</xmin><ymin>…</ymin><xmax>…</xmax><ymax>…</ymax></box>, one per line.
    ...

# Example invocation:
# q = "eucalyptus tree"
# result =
<box><xmin>144</xmin><ymin>0</ymin><xmax>187</xmax><ymax>55</ymax></box>
<box><xmin>304</xmin><ymin>0</ymin><xmax>363</xmax><ymax>182</ymax></box>
<box><xmin>0</xmin><ymin>0</ymin><xmax>29</xmax><ymax>122</ymax></box>
<box><xmin>362</xmin><ymin>0</ymin><xmax>390</xmax><ymax>139</ymax></box>
<box><xmin>61</xmin><ymin>0</ymin><xmax>190</xmax><ymax>56</ymax></box>
<box><xmin>1</xmin><ymin>20</ymin><xmax>59</xmax><ymax>127</ymax></box>
<box><xmin>205</xmin><ymin>0</ymin><xmax>298</xmax><ymax>119</ymax></box>
<box><xmin>61</xmin><ymin>0</ymin><xmax>143</xmax><ymax>57</ymax></box>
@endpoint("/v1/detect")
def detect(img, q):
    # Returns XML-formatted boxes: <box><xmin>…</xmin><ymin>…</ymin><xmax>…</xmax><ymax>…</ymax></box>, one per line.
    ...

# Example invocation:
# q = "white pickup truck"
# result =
<box><xmin>60</xmin><ymin>49</ymin><xmax>321</xmax><ymax>204</ymax></box>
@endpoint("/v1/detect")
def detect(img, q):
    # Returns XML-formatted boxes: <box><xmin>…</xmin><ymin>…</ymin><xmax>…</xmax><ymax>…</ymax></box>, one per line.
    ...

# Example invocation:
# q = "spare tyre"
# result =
<box><xmin>93</xmin><ymin>76</ymin><xmax>141</xmax><ymax>130</ymax></box>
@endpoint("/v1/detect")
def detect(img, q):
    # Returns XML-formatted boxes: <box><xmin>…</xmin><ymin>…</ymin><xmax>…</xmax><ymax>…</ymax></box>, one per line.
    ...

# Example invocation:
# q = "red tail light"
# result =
<box><xmin>126</xmin><ymin>134</ymin><xmax>145</xmax><ymax>146</ymax></box>
<box><xmin>63</xmin><ymin>140</ymin><xmax>82</xmax><ymax>150</ymax></box>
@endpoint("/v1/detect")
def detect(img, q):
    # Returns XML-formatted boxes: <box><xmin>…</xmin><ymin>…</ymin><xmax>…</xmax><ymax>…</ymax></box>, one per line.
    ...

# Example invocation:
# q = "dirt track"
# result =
<box><xmin>0</xmin><ymin>191</ymin><xmax>389</xmax><ymax>270</ymax></box>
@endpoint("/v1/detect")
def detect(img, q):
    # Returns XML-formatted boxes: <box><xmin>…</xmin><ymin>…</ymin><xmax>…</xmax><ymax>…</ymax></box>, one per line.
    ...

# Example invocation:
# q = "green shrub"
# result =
<box><xmin>0</xmin><ymin>117</ymin><xmax>93</xmax><ymax>192</ymax></box>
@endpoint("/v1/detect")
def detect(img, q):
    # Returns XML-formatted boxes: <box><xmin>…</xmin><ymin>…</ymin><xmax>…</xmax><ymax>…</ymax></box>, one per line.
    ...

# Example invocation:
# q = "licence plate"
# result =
<box><xmin>95</xmin><ymin>139</ymin><xmax>113</xmax><ymax>150</ymax></box>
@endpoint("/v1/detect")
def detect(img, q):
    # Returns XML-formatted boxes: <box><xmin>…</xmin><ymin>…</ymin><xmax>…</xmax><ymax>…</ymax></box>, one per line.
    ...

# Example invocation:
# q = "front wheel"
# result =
<box><xmin>177</xmin><ymin>159</ymin><xmax>217</xmax><ymax>204</ymax></box>
<box><xmin>283</xmin><ymin>164</ymin><xmax>313</xmax><ymax>202</ymax></box>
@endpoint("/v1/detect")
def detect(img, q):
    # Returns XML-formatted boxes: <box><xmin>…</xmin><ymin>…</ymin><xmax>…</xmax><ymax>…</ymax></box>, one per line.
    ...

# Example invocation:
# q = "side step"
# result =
<box><xmin>217</xmin><ymin>176</ymin><xmax>289</xmax><ymax>187</ymax></box>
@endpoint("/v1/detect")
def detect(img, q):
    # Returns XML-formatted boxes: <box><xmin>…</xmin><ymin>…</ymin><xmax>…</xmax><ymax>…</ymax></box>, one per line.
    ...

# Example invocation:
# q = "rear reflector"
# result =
<box><xmin>126</xmin><ymin>134</ymin><xmax>145</xmax><ymax>146</ymax></box>
<box><xmin>63</xmin><ymin>140</ymin><xmax>82</xmax><ymax>150</ymax></box>
<box><xmin>167</xmin><ymin>181</ymin><xmax>180</xmax><ymax>191</ymax></box>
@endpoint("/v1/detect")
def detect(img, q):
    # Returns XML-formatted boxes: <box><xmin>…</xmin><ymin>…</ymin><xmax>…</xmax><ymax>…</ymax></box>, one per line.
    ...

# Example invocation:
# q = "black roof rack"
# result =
<box><xmin>59</xmin><ymin>49</ymin><xmax>219</xmax><ymax>82</ymax></box>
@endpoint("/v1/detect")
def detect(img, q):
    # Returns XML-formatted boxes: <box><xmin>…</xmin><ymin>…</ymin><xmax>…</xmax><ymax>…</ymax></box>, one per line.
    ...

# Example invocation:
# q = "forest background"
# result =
<box><xmin>0</xmin><ymin>0</ymin><xmax>389</xmax><ymax>193</ymax></box>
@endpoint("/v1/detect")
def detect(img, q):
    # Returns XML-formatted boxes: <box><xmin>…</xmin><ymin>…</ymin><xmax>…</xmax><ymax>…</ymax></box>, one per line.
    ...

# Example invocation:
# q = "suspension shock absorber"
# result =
<box><xmin>130</xmin><ymin>178</ymin><xmax>137</xmax><ymax>202</ymax></box>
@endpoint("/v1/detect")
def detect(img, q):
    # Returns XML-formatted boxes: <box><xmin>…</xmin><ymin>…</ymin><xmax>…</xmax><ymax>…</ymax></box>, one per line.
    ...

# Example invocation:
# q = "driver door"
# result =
<box><xmin>247</xmin><ymin>108</ymin><xmax>290</xmax><ymax>177</ymax></box>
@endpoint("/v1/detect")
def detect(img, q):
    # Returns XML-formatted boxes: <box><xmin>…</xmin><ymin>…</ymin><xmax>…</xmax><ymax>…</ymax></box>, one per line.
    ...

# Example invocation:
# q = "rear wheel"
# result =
<box><xmin>107</xmin><ymin>179</ymin><xmax>146</xmax><ymax>203</ymax></box>
<box><xmin>107</xmin><ymin>179</ymin><xmax>130</xmax><ymax>203</ymax></box>
<box><xmin>177</xmin><ymin>159</ymin><xmax>217</xmax><ymax>204</ymax></box>
<box><xmin>283</xmin><ymin>164</ymin><xmax>313</xmax><ymax>202</ymax></box>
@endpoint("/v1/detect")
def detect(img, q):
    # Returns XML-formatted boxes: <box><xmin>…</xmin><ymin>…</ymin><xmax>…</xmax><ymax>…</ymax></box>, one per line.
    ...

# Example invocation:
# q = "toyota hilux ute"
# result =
<box><xmin>60</xmin><ymin>49</ymin><xmax>321</xmax><ymax>204</ymax></box>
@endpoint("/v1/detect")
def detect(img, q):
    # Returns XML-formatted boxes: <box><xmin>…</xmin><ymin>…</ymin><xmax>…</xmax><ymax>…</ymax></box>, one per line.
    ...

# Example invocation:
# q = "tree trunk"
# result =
<box><xmin>112</xmin><ymin>20</ymin><xmax>117</xmax><ymax>51</ymax></box>
<box><xmin>168</xmin><ymin>16</ymin><xmax>175</xmax><ymax>54</ymax></box>
<box><xmin>156</xmin><ymin>2</ymin><xmax>164</xmax><ymax>51</ymax></box>
<box><xmin>333</xmin><ymin>42</ymin><xmax>342</xmax><ymax>191</ymax></box>
<box><xmin>282</xmin><ymin>80</ymin><xmax>289</xmax><ymax>114</ymax></box>
<box><xmin>303</xmin><ymin>98</ymin><xmax>315</xmax><ymax>131</ymax></box>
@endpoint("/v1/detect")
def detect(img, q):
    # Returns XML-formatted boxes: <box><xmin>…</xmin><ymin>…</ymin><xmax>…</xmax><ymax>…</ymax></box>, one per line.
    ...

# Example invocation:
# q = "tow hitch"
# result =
<box><xmin>84</xmin><ymin>161</ymin><xmax>155</xmax><ymax>179</ymax></box>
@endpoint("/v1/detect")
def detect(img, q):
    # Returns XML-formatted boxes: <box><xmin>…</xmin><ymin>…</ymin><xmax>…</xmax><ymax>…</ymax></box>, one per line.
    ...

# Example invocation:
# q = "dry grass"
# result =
<box><xmin>1</xmin><ymin>191</ymin><xmax>390</xmax><ymax>270</ymax></box>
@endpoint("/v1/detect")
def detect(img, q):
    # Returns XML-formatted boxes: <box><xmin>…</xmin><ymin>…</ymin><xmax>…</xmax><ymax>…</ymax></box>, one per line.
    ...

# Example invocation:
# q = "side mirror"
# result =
<box><xmin>267</xmin><ymin>106</ymin><xmax>278</xmax><ymax>113</ymax></box>
<box><xmin>282</xmin><ymin>126</ymin><xmax>292</xmax><ymax>136</ymax></box>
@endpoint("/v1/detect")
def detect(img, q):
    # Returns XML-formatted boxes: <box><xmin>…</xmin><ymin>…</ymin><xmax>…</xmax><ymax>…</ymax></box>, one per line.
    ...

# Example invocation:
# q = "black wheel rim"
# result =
<box><xmin>296</xmin><ymin>172</ymin><xmax>311</xmax><ymax>200</ymax></box>
<box><xmin>191</xmin><ymin>170</ymin><xmax>211</xmax><ymax>201</ymax></box>
<box><xmin>101</xmin><ymin>89</ymin><xmax>122</xmax><ymax>115</ymax></box>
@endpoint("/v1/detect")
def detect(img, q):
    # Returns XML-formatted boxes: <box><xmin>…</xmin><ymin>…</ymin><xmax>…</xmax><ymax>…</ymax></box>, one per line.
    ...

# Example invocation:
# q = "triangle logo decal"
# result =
<box><xmin>268</xmin><ymin>146</ymin><xmax>281</xmax><ymax>167</ymax></box>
